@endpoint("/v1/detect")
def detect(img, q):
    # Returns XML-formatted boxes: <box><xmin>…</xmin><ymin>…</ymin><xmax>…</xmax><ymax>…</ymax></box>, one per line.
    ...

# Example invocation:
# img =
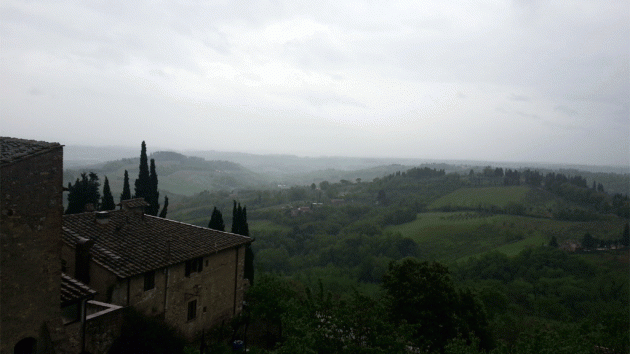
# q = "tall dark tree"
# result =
<box><xmin>622</xmin><ymin>222</ymin><xmax>629</xmax><ymax>248</ymax></box>
<box><xmin>134</xmin><ymin>141</ymin><xmax>151</xmax><ymax>201</ymax></box>
<box><xmin>241</xmin><ymin>206</ymin><xmax>249</xmax><ymax>237</ymax></box>
<box><xmin>101</xmin><ymin>177</ymin><xmax>116</xmax><ymax>211</ymax></box>
<box><xmin>582</xmin><ymin>232</ymin><xmax>597</xmax><ymax>249</ymax></box>
<box><xmin>158</xmin><ymin>196</ymin><xmax>169</xmax><ymax>218</ymax></box>
<box><xmin>146</xmin><ymin>158</ymin><xmax>160</xmax><ymax>216</ymax></box>
<box><xmin>231</xmin><ymin>200</ymin><xmax>240</xmax><ymax>234</ymax></box>
<box><xmin>121</xmin><ymin>170</ymin><xmax>131</xmax><ymax>202</ymax></box>
<box><xmin>231</xmin><ymin>201</ymin><xmax>253</xmax><ymax>284</ymax></box>
<box><xmin>66</xmin><ymin>172</ymin><xmax>101</xmax><ymax>214</ymax></box>
<box><xmin>208</xmin><ymin>207</ymin><xmax>225</xmax><ymax>231</ymax></box>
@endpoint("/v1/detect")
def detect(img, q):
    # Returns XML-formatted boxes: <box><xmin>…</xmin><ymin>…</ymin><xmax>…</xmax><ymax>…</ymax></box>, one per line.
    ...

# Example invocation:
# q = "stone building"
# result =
<box><xmin>1</xmin><ymin>137</ymin><xmax>66</xmax><ymax>354</ymax></box>
<box><xmin>61</xmin><ymin>198</ymin><xmax>252</xmax><ymax>340</ymax></box>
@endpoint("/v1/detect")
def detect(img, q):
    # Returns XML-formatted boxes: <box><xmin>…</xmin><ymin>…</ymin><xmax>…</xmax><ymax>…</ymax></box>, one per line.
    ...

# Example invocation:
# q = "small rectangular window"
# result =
<box><xmin>185</xmin><ymin>257</ymin><xmax>203</xmax><ymax>277</ymax></box>
<box><xmin>144</xmin><ymin>271</ymin><xmax>155</xmax><ymax>291</ymax></box>
<box><xmin>187</xmin><ymin>300</ymin><xmax>197</xmax><ymax>321</ymax></box>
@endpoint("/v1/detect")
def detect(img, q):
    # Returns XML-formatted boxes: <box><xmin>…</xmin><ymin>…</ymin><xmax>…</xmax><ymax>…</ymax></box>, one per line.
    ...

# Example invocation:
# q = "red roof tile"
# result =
<box><xmin>63</xmin><ymin>210</ymin><xmax>252</xmax><ymax>278</ymax></box>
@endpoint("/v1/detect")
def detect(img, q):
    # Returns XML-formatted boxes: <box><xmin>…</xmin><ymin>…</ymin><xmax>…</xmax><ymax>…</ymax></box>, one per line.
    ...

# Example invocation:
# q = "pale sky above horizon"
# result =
<box><xmin>1</xmin><ymin>0</ymin><xmax>628</xmax><ymax>166</ymax></box>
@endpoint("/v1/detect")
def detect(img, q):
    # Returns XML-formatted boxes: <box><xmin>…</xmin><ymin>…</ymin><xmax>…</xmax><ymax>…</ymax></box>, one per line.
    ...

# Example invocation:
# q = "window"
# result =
<box><xmin>187</xmin><ymin>300</ymin><xmax>197</xmax><ymax>321</ymax></box>
<box><xmin>184</xmin><ymin>257</ymin><xmax>203</xmax><ymax>277</ymax></box>
<box><xmin>144</xmin><ymin>271</ymin><xmax>155</xmax><ymax>291</ymax></box>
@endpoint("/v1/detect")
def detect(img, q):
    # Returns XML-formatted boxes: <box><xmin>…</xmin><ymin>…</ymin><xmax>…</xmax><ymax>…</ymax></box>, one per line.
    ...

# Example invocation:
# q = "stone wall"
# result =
<box><xmin>65</xmin><ymin>301</ymin><xmax>124</xmax><ymax>354</ymax></box>
<box><xmin>0</xmin><ymin>146</ymin><xmax>64</xmax><ymax>354</ymax></box>
<box><xmin>61</xmin><ymin>225</ymin><xmax>248</xmax><ymax>341</ymax></box>
<box><xmin>163</xmin><ymin>246</ymin><xmax>247</xmax><ymax>340</ymax></box>
<box><xmin>84</xmin><ymin>302</ymin><xmax>124</xmax><ymax>354</ymax></box>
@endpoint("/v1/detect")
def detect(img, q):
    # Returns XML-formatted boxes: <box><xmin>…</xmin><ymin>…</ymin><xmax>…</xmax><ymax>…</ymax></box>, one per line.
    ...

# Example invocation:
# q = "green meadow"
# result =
<box><xmin>387</xmin><ymin>211</ymin><xmax>626</xmax><ymax>263</ymax></box>
<box><xmin>428</xmin><ymin>186</ymin><xmax>530</xmax><ymax>210</ymax></box>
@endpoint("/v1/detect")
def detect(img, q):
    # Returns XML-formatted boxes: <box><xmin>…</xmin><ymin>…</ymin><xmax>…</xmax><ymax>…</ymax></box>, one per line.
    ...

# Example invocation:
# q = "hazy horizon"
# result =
<box><xmin>2</xmin><ymin>0</ymin><xmax>628</xmax><ymax>166</ymax></box>
<box><xmin>61</xmin><ymin>143</ymin><xmax>629</xmax><ymax>173</ymax></box>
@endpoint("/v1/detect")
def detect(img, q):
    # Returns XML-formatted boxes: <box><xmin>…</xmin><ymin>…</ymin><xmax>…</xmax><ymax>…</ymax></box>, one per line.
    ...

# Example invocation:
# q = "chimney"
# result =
<box><xmin>95</xmin><ymin>211</ymin><xmax>110</xmax><ymax>224</ymax></box>
<box><xmin>120</xmin><ymin>198</ymin><xmax>150</xmax><ymax>218</ymax></box>
<box><xmin>75</xmin><ymin>237</ymin><xmax>94</xmax><ymax>284</ymax></box>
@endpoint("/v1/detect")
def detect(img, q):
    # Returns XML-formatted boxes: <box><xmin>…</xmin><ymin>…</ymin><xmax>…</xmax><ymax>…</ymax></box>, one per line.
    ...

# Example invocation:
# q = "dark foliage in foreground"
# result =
<box><xmin>108</xmin><ymin>308</ymin><xmax>185</xmax><ymax>354</ymax></box>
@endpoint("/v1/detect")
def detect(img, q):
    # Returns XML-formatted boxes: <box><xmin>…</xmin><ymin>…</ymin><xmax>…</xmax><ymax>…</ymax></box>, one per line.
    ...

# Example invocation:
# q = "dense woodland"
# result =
<box><xmin>64</xmin><ymin>148</ymin><xmax>629</xmax><ymax>353</ymax></box>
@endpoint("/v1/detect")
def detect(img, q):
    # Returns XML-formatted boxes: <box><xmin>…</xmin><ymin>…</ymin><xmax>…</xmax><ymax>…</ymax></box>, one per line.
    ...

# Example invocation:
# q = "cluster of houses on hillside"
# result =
<box><xmin>1</xmin><ymin>137</ymin><xmax>252</xmax><ymax>354</ymax></box>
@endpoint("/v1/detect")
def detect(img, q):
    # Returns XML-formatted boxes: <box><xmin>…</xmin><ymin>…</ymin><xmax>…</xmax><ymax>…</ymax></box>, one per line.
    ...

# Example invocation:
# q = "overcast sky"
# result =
<box><xmin>1</xmin><ymin>0</ymin><xmax>628</xmax><ymax>166</ymax></box>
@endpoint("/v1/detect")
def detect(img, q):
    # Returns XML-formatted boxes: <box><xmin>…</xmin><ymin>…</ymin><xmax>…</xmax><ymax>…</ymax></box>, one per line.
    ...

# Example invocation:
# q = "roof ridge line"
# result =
<box><xmin>144</xmin><ymin>214</ymin><xmax>253</xmax><ymax>240</ymax></box>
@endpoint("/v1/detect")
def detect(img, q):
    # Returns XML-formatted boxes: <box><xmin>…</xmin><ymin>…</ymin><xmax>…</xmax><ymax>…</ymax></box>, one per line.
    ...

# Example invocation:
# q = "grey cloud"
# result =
<box><xmin>297</xmin><ymin>90</ymin><xmax>367</xmax><ymax>109</ymax></box>
<box><xmin>510</xmin><ymin>95</ymin><xmax>530</xmax><ymax>102</ymax></box>
<box><xmin>29</xmin><ymin>87</ymin><xmax>43</xmax><ymax>96</ymax></box>
<box><xmin>514</xmin><ymin>110</ymin><xmax>540</xmax><ymax>120</ymax></box>
<box><xmin>283</xmin><ymin>33</ymin><xmax>350</xmax><ymax>70</ymax></box>
<box><xmin>2</xmin><ymin>0</ymin><xmax>628</xmax><ymax>166</ymax></box>
<box><xmin>554</xmin><ymin>105</ymin><xmax>578</xmax><ymax>117</ymax></box>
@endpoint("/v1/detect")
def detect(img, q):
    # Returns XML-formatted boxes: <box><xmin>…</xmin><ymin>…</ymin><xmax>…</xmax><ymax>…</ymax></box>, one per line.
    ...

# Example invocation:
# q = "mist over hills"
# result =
<box><xmin>63</xmin><ymin>144</ymin><xmax>630</xmax><ymax>198</ymax></box>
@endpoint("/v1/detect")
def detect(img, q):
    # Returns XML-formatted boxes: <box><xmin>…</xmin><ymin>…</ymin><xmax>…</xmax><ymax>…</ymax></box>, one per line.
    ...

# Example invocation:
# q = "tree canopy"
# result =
<box><xmin>66</xmin><ymin>172</ymin><xmax>100</xmax><ymax>214</ymax></box>
<box><xmin>382</xmin><ymin>258</ymin><xmax>491</xmax><ymax>352</ymax></box>
<box><xmin>208</xmin><ymin>207</ymin><xmax>225</xmax><ymax>231</ymax></box>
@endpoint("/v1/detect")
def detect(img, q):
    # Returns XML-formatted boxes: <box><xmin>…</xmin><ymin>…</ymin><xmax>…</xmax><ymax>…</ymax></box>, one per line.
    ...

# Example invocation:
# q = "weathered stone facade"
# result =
<box><xmin>1</xmin><ymin>138</ymin><xmax>65</xmax><ymax>354</ymax></box>
<box><xmin>62</xmin><ymin>244</ymin><xmax>247</xmax><ymax>340</ymax></box>
<box><xmin>62</xmin><ymin>205</ymin><xmax>251</xmax><ymax>340</ymax></box>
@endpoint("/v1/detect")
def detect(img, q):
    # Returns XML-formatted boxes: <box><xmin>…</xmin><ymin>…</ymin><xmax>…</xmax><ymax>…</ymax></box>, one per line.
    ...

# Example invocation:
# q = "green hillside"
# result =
<box><xmin>387</xmin><ymin>211</ymin><xmax>626</xmax><ymax>262</ymax></box>
<box><xmin>429</xmin><ymin>186</ymin><xmax>529</xmax><ymax>209</ymax></box>
<box><xmin>64</xmin><ymin>151</ymin><xmax>273</xmax><ymax>198</ymax></box>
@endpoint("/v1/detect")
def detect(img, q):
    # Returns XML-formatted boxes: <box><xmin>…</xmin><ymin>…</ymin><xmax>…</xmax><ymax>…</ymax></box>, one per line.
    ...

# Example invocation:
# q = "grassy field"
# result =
<box><xmin>250</xmin><ymin>220</ymin><xmax>292</xmax><ymax>234</ymax></box>
<box><xmin>386</xmin><ymin>211</ymin><xmax>627</xmax><ymax>263</ymax></box>
<box><xmin>428</xmin><ymin>186</ymin><xmax>530</xmax><ymax>210</ymax></box>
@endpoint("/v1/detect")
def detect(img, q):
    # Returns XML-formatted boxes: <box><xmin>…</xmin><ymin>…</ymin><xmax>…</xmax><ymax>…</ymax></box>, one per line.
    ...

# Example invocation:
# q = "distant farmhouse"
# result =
<box><xmin>1</xmin><ymin>137</ymin><xmax>252</xmax><ymax>353</ymax></box>
<box><xmin>61</xmin><ymin>198</ymin><xmax>252</xmax><ymax>340</ymax></box>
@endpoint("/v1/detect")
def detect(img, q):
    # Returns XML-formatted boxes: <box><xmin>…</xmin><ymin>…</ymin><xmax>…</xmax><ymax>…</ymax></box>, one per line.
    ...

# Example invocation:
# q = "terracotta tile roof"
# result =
<box><xmin>62</xmin><ymin>210</ymin><xmax>252</xmax><ymax>278</ymax></box>
<box><xmin>61</xmin><ymin>273</ymin><xmax>96</xmax><ymax>305</ymax></box>
<box><xmin>0</xmin><ymin>137</ymin><xmax>62</xmax><ymax>165</ymax></box>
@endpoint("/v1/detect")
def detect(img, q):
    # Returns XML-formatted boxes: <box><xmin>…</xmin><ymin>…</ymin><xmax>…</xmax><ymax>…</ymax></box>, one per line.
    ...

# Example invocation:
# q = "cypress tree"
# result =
<box><xmin>101</xmin><ymin>177</ymin><xmax>116</xmax><ymax>211</ymax></box>
<box><xmin>230</xmin><ymin>201</ymin><xmax>254</xmax><ymax>284</ymax></box>
<box><xmin>147</xmin><ymin>158</ymin><xmax>160</xmax><ymax>216</ymax></box>
<box><xmin>208</xmin><ymin>207</ymin><xmax>225</xmax><ymax>231</ymax></box>
<box><xmin>158</xmin><ymin>196</ymin><xmax>169</xmax><ymax>218</ymax></box>
<box><xmin>134</xmin><ymin>141</ymin><xmax>151</xmax><ymax>201</ymax></box>
<box><xmin>231</xmin><ymin>200</ymin><xmax>239</xmax><ymax>234</ymax></box>
<box><xmin>121</xmin><ymin>170</ymin><xmax>131</xmax><ymax>202</ymax></box>
<box><xmin>241</xmin><ymin>206</ymin><xmax>249</xmax><ymax>237</ymax></box>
